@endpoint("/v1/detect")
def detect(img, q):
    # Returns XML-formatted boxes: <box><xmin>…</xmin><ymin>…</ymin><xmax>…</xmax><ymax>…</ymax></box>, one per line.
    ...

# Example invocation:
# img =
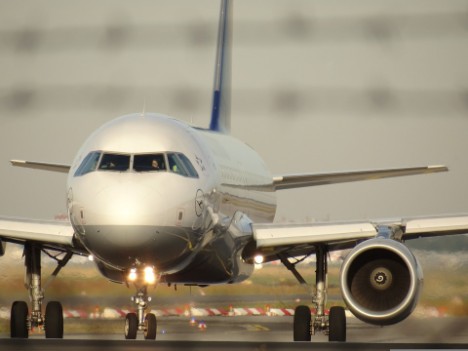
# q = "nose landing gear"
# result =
<box><xmin>125</xmin><ymin>267</ymin><xmax>158</xmax><ymax>340</ymax></box>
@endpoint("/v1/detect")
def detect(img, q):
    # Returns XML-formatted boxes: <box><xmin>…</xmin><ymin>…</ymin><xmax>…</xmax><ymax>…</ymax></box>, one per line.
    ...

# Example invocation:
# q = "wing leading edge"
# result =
<box><xmin>11</xmin><ymin>160</ymin><xmax>70</xmax><ymax>173</ymax></box>
<box><xmin>251</xmin><ymin>214</ymin><xmax>468</xmax><ymax>261</ymax></box>
<box><xmin>0</xmin><ymin>217</ymin><xmax>83</xmax><ymax>253</ymax></box>
<box><xmin>272</xmin><ymin>165</ymin><xmax>447</xmax><ymax>190</ymax></box>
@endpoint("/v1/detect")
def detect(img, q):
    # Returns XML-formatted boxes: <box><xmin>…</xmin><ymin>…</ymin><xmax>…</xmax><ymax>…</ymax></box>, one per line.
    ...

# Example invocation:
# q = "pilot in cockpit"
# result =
<box><xmin>151</xmin><ymin>159</ymin><xmax>160</xmax><ymax>170</ymax></box>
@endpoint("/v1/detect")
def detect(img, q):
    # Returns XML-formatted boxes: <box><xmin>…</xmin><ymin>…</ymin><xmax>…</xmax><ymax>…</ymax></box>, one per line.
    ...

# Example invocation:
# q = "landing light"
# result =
<box><xmin>254</xmin><ymin>254</ymin><xmax>264</xmax><ymax>264</ymax></box>
<box><xmin>144</xmin><ymin>266</ymin><xmax>156</xmax><ymax>284</ymax></box>
<box><xmin>127</xmin><ymin>267</ymin><xmax>157</xmax><ymax>284</ymax></box>
<box><xmin>128</xmin><ymin>268</ymin><xmax>137</xmax><ymax>282</ymax></box>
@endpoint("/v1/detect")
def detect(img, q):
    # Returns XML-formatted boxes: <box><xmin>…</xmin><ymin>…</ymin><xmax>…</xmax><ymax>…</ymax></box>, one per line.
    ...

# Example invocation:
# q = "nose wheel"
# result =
<box><xmin>125</xmin><ymin>282</ymin><xmax>158</xmax><ymax>340</ymax></box>
<box><xmin>124</xmin><ymin>311</ymin><xmax>157</xmax><ymax>340</ymax></box>
<box><xmin>143</xmin><ymin>313</ymin><xmax>157</xmax><ymax>340</ymax></box>
<box><xmin>124</xmin><ymin>313</ymin><xmax>138</xmax><ymax>339</ymax></box>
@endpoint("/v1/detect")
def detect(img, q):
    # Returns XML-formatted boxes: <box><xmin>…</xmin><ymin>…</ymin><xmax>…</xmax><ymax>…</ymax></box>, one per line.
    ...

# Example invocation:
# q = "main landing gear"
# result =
<box><xmin>10</xmin><ymin>244</ymin><xmax>72</xmax><ymax>339</ymax></box>
<box><xmin>281</xmin><ymin>245</ymin><xmax>346</xmax><ymax>342</ymax></box>
<box><xmin>124</xmin><ymin>267</ymin><xmax>158</xmax><ymax>340</ymax></box>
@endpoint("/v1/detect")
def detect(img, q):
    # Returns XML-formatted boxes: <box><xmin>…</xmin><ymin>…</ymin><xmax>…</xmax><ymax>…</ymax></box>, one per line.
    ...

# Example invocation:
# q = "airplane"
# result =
<box><xmin>1</xmin><ymin>0</ymin><xmax>468</xmax><ymax>342</ymax></box>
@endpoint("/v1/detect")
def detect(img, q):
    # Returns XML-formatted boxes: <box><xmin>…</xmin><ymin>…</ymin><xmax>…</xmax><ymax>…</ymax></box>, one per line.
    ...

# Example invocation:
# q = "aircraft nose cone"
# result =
<box><xmin>98</xmin><ymin>184</ymin><xmax>156</xmax><ymax>225</ymax></box>
<box><xmin>71</xmin><ymin>172</ymin><xmax>201</xmax><ymax>270</ymax></box>
<box><xmin>90</xmin><ymin>178</ymin><xmax>164</xmax><ymax>225</ymax></box>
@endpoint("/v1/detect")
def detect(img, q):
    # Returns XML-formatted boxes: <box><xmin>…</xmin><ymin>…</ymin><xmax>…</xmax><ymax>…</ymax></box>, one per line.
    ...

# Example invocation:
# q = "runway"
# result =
<box><xmin>1</xmin><ymin>315</ymin><xmax>467</xmax><ymax>351</ymax></box>
<box><xmin>0</xmin><ymin>339</ymin><xmax>467</xmax><ymax>351</ymax></box>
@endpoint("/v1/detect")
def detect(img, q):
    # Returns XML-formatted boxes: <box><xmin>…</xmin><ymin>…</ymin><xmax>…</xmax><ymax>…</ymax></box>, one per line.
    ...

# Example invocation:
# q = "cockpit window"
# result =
<box><xmin>74</xmin><ymin>151</ymin><xmax>101</xmax><ymax>177</ymax></box>
<box><xmin>98</xmin><ymin>153</ymin><xmax>130</xmax><ymax>171</ymax></box>
<box><xmin>134</xmin><ymin>154</ymin><xmax>166</xmax><ymax>172</ymax></box>
<box><xmin>73</xmin><ymin>151</ymin><xmax>197</xmax><ymax>178</ymax></box>
<box><xmin>167</xmin><ymin>153</ymin><xmax>199</xmax><ymax>178</ymax></box>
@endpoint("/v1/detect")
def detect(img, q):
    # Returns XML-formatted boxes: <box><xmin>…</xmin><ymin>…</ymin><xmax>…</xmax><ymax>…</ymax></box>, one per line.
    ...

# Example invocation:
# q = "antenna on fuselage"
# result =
<box><xmin>140</xmin><ymin>98</ymin><xmax>147</xmax><ymax>118</ymax></box>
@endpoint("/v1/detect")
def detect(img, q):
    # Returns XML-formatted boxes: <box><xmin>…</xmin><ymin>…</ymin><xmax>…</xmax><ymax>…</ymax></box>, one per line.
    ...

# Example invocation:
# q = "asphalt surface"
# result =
<box><xmin>0</xmin><ymin>315</ymin><xmax>467</xmax><ymax>351</ymax></box>
<box><xmin>0</xmin><ymin>339</ymin><xmax>467</xmax><ymax>351</ymax></box>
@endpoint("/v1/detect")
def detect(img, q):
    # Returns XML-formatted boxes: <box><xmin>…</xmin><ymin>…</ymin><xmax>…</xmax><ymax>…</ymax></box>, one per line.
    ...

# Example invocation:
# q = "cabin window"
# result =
<box><xmin>98</xmin><ymin>153</ymin><xmax>130</xmax><ymax>171</ymax></box>
<box><xmin>74</xmin><ymin>151</ymin><xmax>101</xmax><ymax>176</ymax></box>
<box><xmin>133</xmin><ymin>154</ymin><xmax>166</xmax><ymax>172</ymax></box>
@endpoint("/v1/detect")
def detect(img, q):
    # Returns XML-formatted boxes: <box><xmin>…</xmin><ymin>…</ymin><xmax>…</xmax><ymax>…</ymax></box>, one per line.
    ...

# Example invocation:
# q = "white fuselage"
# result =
<box><xmin>67</xmin><ymin>113</ymin><xmax>276</xmax><ymax>284</ymax></box>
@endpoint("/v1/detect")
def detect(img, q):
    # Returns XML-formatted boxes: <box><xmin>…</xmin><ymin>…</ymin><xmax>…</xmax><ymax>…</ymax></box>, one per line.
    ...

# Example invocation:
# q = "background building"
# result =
<box><xmin>1</xmin><ymin>0</ymin><xmax>467</xmax><ymax>223</ymax></box>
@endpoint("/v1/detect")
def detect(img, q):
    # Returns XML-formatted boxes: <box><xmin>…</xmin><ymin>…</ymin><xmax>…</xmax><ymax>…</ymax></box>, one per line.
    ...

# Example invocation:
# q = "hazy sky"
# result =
<box><xmin>1</xmin><ymin>0</ymin><xmax>468</xmax><ymax>223</ymax></box>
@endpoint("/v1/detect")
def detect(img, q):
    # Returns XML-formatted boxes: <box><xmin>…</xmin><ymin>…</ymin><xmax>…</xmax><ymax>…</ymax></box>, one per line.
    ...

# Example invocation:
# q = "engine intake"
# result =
<box><xmin>340</xmin><ymin>238</ymin><xmax>423</xmax><ymax>325</ymax></box>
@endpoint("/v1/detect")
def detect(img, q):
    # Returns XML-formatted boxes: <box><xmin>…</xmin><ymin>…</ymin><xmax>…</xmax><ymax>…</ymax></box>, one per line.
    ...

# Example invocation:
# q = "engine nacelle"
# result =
<box><xmin>95</xmin><ymin>260</ymin><xmax>125</xmax><ymax>284</ymax></box>
<box><xmin>340</xmin><ymin>238</ymin><xmax>423</xmax><ymax>326</ymax></box>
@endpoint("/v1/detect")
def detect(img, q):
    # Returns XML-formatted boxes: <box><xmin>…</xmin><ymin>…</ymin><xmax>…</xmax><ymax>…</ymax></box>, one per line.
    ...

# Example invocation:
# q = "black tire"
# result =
<box><xmin>125</xmin><ymin>313</ymin><xmax>138</xmax><ymax>339</ymax></box>
<box><xmin>143</xmin><ymin>313</ymin><xmax>157</xmax><ymax>340</ymax></box>
<box><xmin>329</xmin><ymin>306</ymin><xmax>346</xmax><ymax>342</ymax></box>
<box><xmin>45</xmin><ymin>301</ymin><xmax>64</xmax><ymax>339</ymax></box>
<box><xmin>293</xmin><ymin>305</ymin><xmax>311</xmax><ymax>341</ymax></box>
<box><xmin>11</xmin><ymin>301</ymin><xmax>29</xmax><ymax>338</ymax></box>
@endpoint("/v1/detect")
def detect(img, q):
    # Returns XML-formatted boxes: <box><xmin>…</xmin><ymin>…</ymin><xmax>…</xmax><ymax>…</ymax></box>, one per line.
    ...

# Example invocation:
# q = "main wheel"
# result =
<box><xmin>143</xmin><ymin>313</ymin><xmax>157</xmax><ymax>340</ymax></box>
<box><xmin>11</xmin><ymin>301</ymin><xmax>29</xmax><ymax>338</ymax></box>
<box><xmin>125</xmin><ymin>313</ymin><xmax>138</xmax><ymax>339</ymax></box>
<box><xmin>328</xmin><ymin>306</ymin><xmax>346</xmax><ymax>342</ymax></box>
<box><xmin>45</xmin><ymin>301</ymin><xmax>64</xmax><ymax>338</ymax></box>
<box><xmin>293</xmin><ymin>305</ymin><xmax>311</xmax><ymax>341</ymax></box>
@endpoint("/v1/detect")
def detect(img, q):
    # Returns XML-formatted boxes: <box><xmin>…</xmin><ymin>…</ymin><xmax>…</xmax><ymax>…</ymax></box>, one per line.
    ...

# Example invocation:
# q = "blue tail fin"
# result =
<box><xmin>209</xmin><ymin>0</ymin><xmax>232</xmax><ymax>134</ymax></box>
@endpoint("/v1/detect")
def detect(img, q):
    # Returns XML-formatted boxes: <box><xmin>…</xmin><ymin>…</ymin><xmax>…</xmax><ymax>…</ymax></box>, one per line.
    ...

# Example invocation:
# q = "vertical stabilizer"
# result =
<box><xmin>209</xmin><ymin>0</ymin><xmax>232</xmax><ymax>133</ymax></box>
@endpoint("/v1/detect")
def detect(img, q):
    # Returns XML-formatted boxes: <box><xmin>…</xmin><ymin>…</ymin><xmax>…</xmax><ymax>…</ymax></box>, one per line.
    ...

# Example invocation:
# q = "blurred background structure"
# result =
<box><xmin>1</xmin><ymin>0</ymin><xmax>468</xmax><ymax>222</ymax></box>
<box><xmin>0</xmin><ymin>0</ymin><xmax>467</xmax><ymax>324</ymax></box>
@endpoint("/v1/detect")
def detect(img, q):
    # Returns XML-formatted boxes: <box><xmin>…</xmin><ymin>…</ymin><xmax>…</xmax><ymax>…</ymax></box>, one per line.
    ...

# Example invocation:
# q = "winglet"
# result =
<box><xmin>209</xmin><ymin>0</ymin><xmax>232</xmax><ymax>133</ymax></box>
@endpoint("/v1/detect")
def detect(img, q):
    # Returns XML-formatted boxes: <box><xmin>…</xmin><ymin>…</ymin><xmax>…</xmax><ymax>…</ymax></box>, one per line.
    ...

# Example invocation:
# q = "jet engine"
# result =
<box><xmin>340</xmin><ymin>238</ymin><xmax>423</xmax><ymax>325</ymax></box>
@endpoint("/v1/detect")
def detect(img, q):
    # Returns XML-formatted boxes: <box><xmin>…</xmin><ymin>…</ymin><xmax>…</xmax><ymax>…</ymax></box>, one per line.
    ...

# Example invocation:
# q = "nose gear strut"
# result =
<box><xmin>124</xmin><ymin>267</ymin><xmax>158</xmax><ymax>340</ymax></box>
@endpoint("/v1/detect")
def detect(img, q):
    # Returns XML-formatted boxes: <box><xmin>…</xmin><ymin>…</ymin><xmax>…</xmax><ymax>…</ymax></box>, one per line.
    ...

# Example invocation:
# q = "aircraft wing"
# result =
<box><xmin>10</xmin><ymin>160</ymin><xmax>70</xmax><ymax>173</ymax></box>
<box><xmin>250</xmin><ymin>214</ymin><xmax>468</xmax><ymax>260</ymax></box>
<box><xmin>0</xmin><ymin>217</ymin><xmax>84</xmax><ymax>254</ymax></box>
<box><xmin>272</xmin><ymin>165</ymin><xmax>447</xmax><ymax>190</ymax></box>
